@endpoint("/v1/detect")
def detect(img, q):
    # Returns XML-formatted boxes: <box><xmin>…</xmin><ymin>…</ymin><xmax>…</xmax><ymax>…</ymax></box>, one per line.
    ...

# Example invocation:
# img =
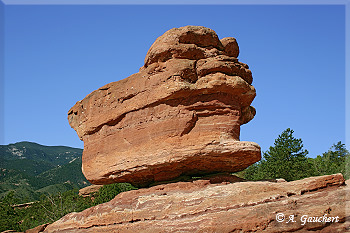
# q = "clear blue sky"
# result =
<box><xmin>1</xmin><ymin>3</ymin><xmax>347</xmax><ymax>158</ymax></box>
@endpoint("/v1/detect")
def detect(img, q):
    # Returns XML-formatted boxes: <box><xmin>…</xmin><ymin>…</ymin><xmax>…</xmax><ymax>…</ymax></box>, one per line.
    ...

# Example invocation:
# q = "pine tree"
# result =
<box><xmin>244</xmin><ymin>128</ymin><xmax>311</xmax><ymax>181</ymax></box>
<box><xmin>312</xmin><ymin>141</ymin><xmax>349</xmax><ymax>179</ymax></box>
<box><xmin>262</xmin><ymin>128</ymin><xmax>310</xmax><ymax>181</ymax></box>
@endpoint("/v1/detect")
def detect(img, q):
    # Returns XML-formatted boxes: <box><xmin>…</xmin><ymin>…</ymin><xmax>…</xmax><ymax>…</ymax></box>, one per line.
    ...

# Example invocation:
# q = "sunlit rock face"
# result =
<box><xmin>68</xmin><ymin>26</ymin><xmax>261</xmax><ymax>187</ymax></box>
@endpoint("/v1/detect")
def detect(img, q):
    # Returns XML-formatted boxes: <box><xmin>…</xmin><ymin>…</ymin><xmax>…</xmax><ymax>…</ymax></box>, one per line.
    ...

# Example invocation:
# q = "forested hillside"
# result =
<box><xmin>0</xmin><ymin>142</ymin><xmax>90</xmax><ymax>202</ymax></box>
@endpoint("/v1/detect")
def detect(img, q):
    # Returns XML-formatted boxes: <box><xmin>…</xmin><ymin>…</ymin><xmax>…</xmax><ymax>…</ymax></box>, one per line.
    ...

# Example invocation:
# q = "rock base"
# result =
<box><xmin>31</xmin><ymin>174</ymin><xmax>349</xmax><ymax>232</ymax></box>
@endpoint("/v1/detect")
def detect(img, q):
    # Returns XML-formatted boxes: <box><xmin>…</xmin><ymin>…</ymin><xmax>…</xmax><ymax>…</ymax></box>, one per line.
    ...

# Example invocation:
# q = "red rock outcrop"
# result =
<box><xmin>68</xmin><ymin>26</ymin><xmax>260</xmax><ymax>187</ymax></box>
<box><xmin>78</xmin><ymin>185</ymin><xmax>103</xmax><ymax>197</ymax></box>
<box><xmin>34</xmin><ymin>174</ymin><xmax>348</xmax><ymax>232</ymax></box>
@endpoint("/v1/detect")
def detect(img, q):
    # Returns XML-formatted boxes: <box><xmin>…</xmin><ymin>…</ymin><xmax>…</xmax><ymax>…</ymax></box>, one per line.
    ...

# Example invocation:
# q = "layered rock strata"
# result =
<box><xmin>68</xmin><ymin>26</ymin><xmax>260</xmax><ymax>187</ymax></box>
<box><xmin>34</xmin><ymin>174</ymin><xmax>348</xmax><ymax>232</ymax></box>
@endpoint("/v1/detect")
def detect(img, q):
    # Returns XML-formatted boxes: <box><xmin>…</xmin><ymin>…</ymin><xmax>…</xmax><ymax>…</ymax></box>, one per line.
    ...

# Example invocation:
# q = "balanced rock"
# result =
<box><xmin>35</xmin><ymin>174</ymin><xmax>349</xmax><ymax>232</ymax></box>
<box><xmin>68</xmin><ymin>26</ymin><xmax>261</xmax><ymax>187</ymax></box>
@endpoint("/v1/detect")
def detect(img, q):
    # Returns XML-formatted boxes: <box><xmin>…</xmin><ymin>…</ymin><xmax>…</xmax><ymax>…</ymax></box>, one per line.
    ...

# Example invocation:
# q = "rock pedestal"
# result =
<box><xmin>68</xmin><ymin>26</ymin><xmax>260</xmax><ymax>187</ymax></box>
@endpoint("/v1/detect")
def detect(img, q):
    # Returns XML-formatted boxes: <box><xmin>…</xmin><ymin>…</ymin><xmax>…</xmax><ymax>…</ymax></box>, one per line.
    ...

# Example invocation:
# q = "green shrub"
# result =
<box><xmin>0</xmin><ymin>182</ymin><xmax>137</xmax><ymax>232</ymax></box>
<box><xmin>93</xmin><ymin>183</ymin><xmax>137</xmax><ymax>205</ymax></box>
<box><xmin>0</xmin><ymin>191</ymin><xmax>22</xmax><ymax>232</ymax></box>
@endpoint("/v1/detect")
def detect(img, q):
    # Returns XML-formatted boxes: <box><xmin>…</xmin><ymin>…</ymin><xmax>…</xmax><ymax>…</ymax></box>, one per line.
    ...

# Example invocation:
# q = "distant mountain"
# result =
<box><xmin>0</xmin><ymin>141</ymin><xmax>90</xmax><ymax>203</ymax></box>
<box><xmin>0</xmin><ymin>141</ymin><xmax>83</xmax><ymax>172</ymax></box>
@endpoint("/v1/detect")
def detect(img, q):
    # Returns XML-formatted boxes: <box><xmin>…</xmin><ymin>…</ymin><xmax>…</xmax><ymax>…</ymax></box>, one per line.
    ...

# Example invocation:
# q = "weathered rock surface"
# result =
<box><xmin>68</xmin><ymin>26</ymin><xmax>260</xmax><ymax>187</ymax></box>
<box><xmin>33</xmin><ymin>174</ymin><xmax>348</xmax><ymax>232</ymax></box>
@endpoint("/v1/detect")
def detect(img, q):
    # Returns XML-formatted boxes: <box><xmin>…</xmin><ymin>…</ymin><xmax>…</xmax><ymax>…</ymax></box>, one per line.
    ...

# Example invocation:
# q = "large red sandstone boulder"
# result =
<box><xmin>68</xmin><ymin>26</ymin><xmax>260</xmax><ymax>187</ymax></box>
<box><xmin>33</xmin><ymin>174</ymin><xmax>348</xmax><ymax>232</ymax></box>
